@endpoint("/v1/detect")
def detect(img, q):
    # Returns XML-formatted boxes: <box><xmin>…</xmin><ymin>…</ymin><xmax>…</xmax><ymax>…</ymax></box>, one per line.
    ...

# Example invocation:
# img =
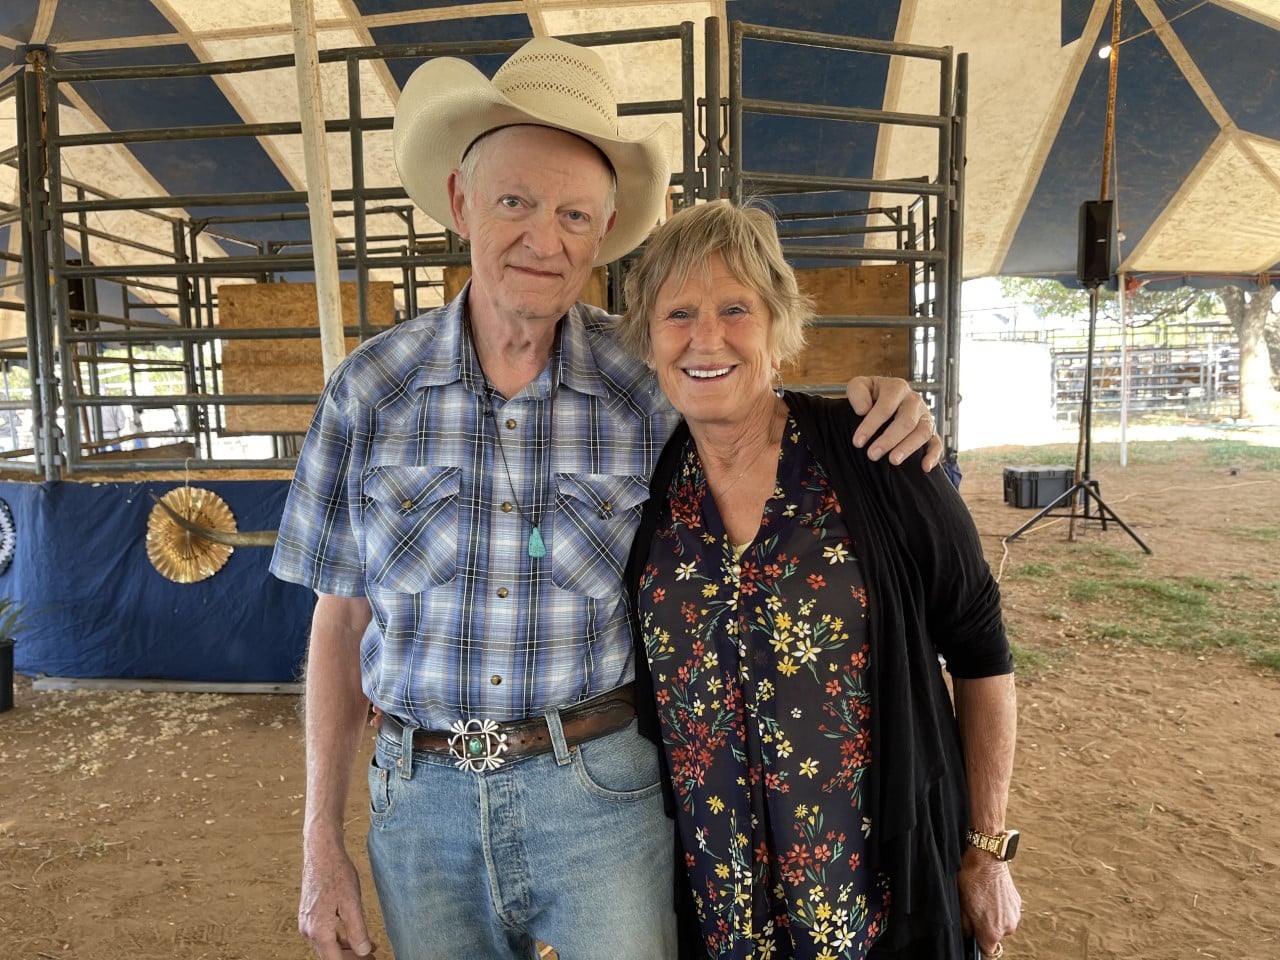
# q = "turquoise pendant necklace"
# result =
<box><xmin>469</xmin><ymin>319</ymin><xmax>554</xmax><ymax>560</ymax></box>
<box><xmin>488</xmin><ymin>396</ymin><xmax>553</xmax><ymax>558</ymax></box>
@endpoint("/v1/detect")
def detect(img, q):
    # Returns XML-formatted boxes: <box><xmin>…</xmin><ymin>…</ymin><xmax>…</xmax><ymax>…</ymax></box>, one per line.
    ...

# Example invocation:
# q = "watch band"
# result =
<box><xmin>966</xmin><ymin>827</ymin><xmax>1019</xmax><ymax>861</ymax></box>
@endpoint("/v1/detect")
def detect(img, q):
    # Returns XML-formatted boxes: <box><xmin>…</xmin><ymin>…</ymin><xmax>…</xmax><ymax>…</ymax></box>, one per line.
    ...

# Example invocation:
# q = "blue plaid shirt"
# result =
<box><xmin>270</xmin><ymin>287</ymin><xmax>680</xmax><ymax>728</ymax></box>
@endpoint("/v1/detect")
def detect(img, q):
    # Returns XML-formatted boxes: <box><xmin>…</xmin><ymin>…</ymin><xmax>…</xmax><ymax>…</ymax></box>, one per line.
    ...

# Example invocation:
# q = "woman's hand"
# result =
<box><xmin>845</xmin><ymin>375</ymin><xmax>942</xmax><ymax>470</ymax></box>
<box><xmin>959</xmin><ymin>846</ymin><xmax>1022</xmax><ymax>956</ymax></box>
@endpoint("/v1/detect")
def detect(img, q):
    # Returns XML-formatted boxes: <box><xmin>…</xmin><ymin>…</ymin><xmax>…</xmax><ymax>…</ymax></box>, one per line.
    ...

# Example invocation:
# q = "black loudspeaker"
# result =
<box><xmin>1076</xmin><ymin>200</ymin><xmax>1113</xmax><ymax>287</ymax></box>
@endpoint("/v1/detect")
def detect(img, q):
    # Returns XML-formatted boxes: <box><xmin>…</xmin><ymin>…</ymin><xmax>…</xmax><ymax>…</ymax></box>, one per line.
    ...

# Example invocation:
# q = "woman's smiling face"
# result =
<box><xmin>648</xmin><ymin>252</ymin><xmax>777</xmax><ymax>429</ymax></box>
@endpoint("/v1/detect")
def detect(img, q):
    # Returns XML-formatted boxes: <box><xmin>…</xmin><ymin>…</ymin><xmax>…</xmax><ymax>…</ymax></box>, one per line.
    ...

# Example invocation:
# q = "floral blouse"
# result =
<box><xmin>636</xmin><ymin>417</ymin><xmax>891</xmax><ymax>960</ymax></box>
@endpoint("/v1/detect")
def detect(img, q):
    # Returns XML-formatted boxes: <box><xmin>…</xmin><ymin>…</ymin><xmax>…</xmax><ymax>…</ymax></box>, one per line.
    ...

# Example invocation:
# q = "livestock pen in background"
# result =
<box><xmin>0</xmin><ymin>19</ymin><xmax>964</xmax><ymax>683</ymax></box>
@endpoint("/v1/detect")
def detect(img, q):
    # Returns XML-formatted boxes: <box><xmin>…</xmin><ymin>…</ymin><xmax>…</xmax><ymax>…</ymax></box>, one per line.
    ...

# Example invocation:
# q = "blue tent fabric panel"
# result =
<box><xmin>1175</xmin><ymin>4</ymin><xmax>1280</xmax><ymax>140</ymax></box>
<box><xmin>731</xmin><ymin>0</ymin><xmax>900</xmax><ymax>38</ymax></box>
<box><xmin>35</xmin><ymin>0</ymin><xmax>175</xmax><ymax>46</ymax></box>
<box><xmin>732</xmin><ymin>3</ymin><xmax>902</xmax><ymax>259</ymax></box>
<box><xmin>1061</xmin><ymin>0</ymin><xmax>1209</xmax><ymax>47</ymax></box>
<box><xmin>50</xmin><ymin>46</ymin><xmax>307</xmax><ymax>248</ymax></box>
<box><xmin>1001</xmin><ymin>5</ymin><xmax>1219</xmax><ymax>277</ymax></box>
<box><xmin>733</xmin><ymin>0</ymin><xmax>900</xmax><ymax>181</ymax></box>
<box><xmin>738</xmin><ymin>40</ymin><xmax>890</xmax><ymax>181</ymax></box>
<box><xmin>1106</xmin><ymin>28</ymin><xmax>1220</xmax><ymax>260</ymax></box>
<box><xmin>59</xmin><ymin>52</ymin><xmax>296</xmax><ymax>208</ymax></box>
<box><xmin>3</xmin><ymin>1</ymin><xmax>41</xmax><ymax>65</ymax></box>
<box><xmin>2</xmin><ymin>1</ymin><xmax>1276</xmax><ymax>284</ymax></box>
<box><xmin>1060</xmin><ymin>0</ymin><xmax>1093</xmax><ymax>46</ymax></box>
<box><xmin>371</xmin><ymin>9</ymin><xmax>533</xmax><ymax>87</ymax></box>
<box><xmin>2</xmin><ymin>479</ymin><xmax>314</xmax><ymax>683</ymax></box>
<box><xmin>359</xmin><ymin>0</ymin><xmax>517</xmax><ymax>13</ymax></box>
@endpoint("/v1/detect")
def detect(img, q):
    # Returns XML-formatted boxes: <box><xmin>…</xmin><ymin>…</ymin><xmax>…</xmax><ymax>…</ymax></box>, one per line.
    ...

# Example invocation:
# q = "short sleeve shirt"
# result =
<box><xmin>269</xmin><ymin>288</ymin><xmax>681</xmax><ymax>727</ymax></box>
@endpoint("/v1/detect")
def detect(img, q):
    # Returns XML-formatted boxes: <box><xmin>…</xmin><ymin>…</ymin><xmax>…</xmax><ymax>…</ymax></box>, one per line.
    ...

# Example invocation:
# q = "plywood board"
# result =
<box><xmin>783</xmin><ymin>264</ymin><xmax>911</xmax><ymax>387</ymax></box>
<box><xmin>219</xmin><ymin>282</ymin><xmax>393</xmax><ymax>433</ymax></box>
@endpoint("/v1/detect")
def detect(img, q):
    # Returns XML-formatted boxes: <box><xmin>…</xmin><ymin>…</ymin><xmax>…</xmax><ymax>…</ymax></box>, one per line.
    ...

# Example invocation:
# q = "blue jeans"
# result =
<box><xmin>366</xmin><ymin>712</ymin><xmax>677</xmax><ymax>960</ymax></box>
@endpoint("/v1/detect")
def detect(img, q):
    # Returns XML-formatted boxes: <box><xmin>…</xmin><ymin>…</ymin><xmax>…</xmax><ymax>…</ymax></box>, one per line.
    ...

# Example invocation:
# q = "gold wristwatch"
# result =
<box><xmin>966</xmin><ymin>828</ymin><xmax>1020</xmax><ymax>861</ymax></box>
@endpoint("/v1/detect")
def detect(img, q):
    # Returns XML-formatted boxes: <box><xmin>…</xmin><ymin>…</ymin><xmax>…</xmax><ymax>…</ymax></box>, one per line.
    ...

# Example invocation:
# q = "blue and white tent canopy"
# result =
<box><xmin>2</xmin><ymin>0</ymin><xmax>1278</xmax><ymax>296</ymax></box>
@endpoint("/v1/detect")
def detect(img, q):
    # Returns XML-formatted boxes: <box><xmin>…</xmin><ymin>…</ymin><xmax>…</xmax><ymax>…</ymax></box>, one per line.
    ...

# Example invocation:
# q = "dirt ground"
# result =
<box><xmin>1</xmin><ymin>447</ymin><xmax>1277</xmax><ymax>960</ymax></box>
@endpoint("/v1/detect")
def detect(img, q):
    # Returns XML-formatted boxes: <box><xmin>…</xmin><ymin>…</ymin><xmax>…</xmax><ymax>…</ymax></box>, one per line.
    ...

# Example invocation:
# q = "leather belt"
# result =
<box><xmin>378</xmin><ymin>682</ymin><xmax>636</xmax><ymax>772</ymax></box>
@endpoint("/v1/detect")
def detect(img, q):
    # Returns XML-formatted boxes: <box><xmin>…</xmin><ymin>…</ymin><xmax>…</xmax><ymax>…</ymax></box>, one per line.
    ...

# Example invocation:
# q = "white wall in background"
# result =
<box><xmin>955</xmin><ymin>338</ymin><xmax>1056</xmax><ymax>450</ymax></box>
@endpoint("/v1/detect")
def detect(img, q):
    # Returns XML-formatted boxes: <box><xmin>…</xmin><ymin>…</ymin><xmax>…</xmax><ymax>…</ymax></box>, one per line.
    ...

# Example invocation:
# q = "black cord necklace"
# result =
<box><xmin>468</xmin><ymin>317</ymin><xmax>555</xmax><ymax>559</ymax></box>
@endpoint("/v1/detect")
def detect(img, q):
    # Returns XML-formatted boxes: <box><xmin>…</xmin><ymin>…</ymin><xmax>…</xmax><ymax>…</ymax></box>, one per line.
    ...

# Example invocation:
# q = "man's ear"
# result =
<box><xmin>596</xmin><ymin>209</ymin><xmax>617</xmax><ymax>250</ymax></box>
<box><xmin>447</xmin><ymin>169</ymin><xmax>470</xmax><ymax>240</ymax></box>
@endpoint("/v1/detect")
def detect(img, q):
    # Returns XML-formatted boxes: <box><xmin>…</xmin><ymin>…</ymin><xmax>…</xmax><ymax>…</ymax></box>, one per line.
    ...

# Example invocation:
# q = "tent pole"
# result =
<box><xmin>1099</xmin><ymin>0</ymin><xmax>1122</xmax><ymax>202</ymax></box>
<box><xmin>290</xmin><ymin>0</ymin><xmax>347</xmax><ymax>380</ymax></box>
<box><xmin>1118</xmin><ymin>270</ymin><xmax>1128</xmax><ymax>466</ymax></box>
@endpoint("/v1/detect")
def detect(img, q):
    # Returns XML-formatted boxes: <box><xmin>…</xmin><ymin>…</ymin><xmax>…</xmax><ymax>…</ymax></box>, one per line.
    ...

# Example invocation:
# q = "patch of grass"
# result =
<box><xmin>1008</xmin><ymin>562</ymin><xmax>1055</xmax><ymax>579</ymax></box>
<box><xmin>1122</xmin><ymin>578</ymin><xmax>1213</xmax><ymax>611</ymax></box>
<box><xmin>1204</xmin><ymin>628</ymin><xmax>1253</xmax><ymax>651</ymax></box>
<box><xmin>1095</xmin><ymin>622</ymin><xmax>1141</xmax><ymax>641</ymax></box>
<box><xmin>1247</xmin><ymin>648</ymin><xmax>1280</xmax><ymax>671</ymax></box>
<box><xmin>978</xmin><ymin>437</ymin><xmax>1280</xmax><ymax>673</ymax></box>
<box><xmin>1230</xmin><ymin>525</ymin><xmax>1280</xmax><ymax>542</ymax></box>
<box><xmin>966</xmin><ymin>438</ymin><xmax>1280</xmax><ymax>471</ymax></box>
<box><xmin>1092</xmin><ymin>546</ymin><xmax>1144</xmax><ymax>570</ymax></box>
<box><xmin>1111</xmin><ymin>577</ymin><xmax>1278</xmax><ymax>666</ymax></box>
<box><xmin>1066</xmin><ymin>580</ymin><xmax>1106</xmax><ymax>601</ymax></box>
<box><xmin>1200</xmin><ymin>441</ymin><xmax>1280</xmax><ymax>472</ymax></box>
<box><xmin>1046</xmin><ymin>544</ymin><xmax>1145</xmax><ymax>580</ymax></box>
<box><xmin>1182</xmin><ymin>575</ymin><xmax>1223</xmax><ymax>593</ymax></box>
<box><xmin>1003</xmin><ymin>566</ymin><xmax>1280</xmax><ymax>674</ymax></box>
<box><xmin>1008</xmin><ymin>641</ymin><xmax>1055</xmax><ymax>675</ymax></box>
<box><xmin>969</xmin><ymin>446</ymin><xmax>1078</xmax><ymax>468</ymax></box>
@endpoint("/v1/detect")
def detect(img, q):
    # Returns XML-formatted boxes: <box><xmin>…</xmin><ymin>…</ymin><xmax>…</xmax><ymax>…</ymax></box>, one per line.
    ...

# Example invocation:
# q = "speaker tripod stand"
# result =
<box><xmin>1006</xmin><ymin>283</ymin><xmax>1152</xmax><ymax>554</ymax></box>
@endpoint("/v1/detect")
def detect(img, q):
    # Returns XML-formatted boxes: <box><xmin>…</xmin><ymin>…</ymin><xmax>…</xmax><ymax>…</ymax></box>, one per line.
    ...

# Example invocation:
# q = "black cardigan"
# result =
<box><xmin>624</xmin><ymin>391</ymin><xmax>1014</xmax><ymax>959</ymax></box>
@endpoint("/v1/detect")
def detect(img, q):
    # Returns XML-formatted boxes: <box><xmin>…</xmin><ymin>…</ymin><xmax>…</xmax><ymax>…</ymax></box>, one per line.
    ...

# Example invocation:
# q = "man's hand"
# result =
<box><xmin>958</xmin><ymin>846</ymin><xmax>1022</xmax><ymax>956</ymax></box>
<box><xmin>299</xmin><ymin>841</ymin><xmax>377</xmax><ymax>959</ymax></box>
<box><xmin>846</xmin><ymin>375</ymin><xmax>942</xmax><ymax>470</ymax></box>
<box><xmin>300</xmin><ymin>595</ymin><xmax>376</xmax><ymax>958</ymax></box>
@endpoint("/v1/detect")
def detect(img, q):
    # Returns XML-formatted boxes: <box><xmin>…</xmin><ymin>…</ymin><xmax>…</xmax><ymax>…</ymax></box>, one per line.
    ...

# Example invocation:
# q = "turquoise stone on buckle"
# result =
<box><xmin>447</xmin><ymin>718</ymin><xmax>509</xmax><ymax>772</ymax></box>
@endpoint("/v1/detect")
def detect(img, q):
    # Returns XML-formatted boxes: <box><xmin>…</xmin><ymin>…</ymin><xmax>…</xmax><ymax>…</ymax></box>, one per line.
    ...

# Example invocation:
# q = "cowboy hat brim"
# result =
<box><xmin>393</xmin><ymin>55</ymin><xmax>674</xmax><ymax>266</ymax></box>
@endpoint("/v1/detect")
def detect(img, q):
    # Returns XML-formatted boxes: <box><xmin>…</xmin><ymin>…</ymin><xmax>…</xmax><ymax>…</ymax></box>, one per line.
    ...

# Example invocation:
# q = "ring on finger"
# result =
<box><xmin>984</xmin><ymin>944</ymin><xmax>1004</xmax><ymax>960</ymax></box>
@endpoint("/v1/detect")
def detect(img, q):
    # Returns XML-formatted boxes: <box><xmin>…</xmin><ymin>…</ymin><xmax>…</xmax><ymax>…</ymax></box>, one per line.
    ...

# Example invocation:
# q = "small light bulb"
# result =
<box><xmin>1098</xmin><ymin>44</ymin><xmax>1113</xmax><ymax>59</ymax></box>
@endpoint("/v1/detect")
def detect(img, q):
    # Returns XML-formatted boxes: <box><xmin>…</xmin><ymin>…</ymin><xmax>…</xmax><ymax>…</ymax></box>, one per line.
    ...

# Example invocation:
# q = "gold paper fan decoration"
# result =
<box><xmin>146</xmin><ymin>487</ymin><xmax>238</xmax><ymax>583</ymax></box>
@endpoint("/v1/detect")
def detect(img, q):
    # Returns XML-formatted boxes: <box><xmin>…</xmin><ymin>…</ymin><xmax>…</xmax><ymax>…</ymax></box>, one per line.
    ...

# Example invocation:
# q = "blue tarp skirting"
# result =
<box><xmin>0</xmin><ymin>479</ymin><xmax>313</xmax><ymax>683</ymax></box>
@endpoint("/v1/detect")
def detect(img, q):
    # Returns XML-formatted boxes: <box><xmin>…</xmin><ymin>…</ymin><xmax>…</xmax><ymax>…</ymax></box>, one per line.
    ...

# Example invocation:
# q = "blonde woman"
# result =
<box><xmin>620</xmin><ymin>201</ymin><xmax>1022</xmax><ymax>960</ymax></box>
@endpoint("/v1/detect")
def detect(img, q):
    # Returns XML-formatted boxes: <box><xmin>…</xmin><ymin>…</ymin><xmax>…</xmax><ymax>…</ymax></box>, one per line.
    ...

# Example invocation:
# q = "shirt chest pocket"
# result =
<box><xmin>550</xmin><ymin>473</ymin><xmax>650</xmax><ymax>601</ymax></box>
<box><xmin>362</xmin><ymin>465</ymin><xmax>460</xmax><ymax>593</ymax></box>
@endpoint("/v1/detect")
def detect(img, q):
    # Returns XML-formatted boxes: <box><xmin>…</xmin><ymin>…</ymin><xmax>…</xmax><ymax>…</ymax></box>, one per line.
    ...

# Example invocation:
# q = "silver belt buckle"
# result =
<box><xmin>447</xmin><ymin>718</ymin><xmax>509</xmax><ymax>772</ymax></box>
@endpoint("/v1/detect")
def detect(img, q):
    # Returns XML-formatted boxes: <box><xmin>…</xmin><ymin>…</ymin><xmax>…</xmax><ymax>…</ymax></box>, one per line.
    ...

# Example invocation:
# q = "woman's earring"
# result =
<box><xmin>772</xmin><ymin>369</ymin><xmax>784</xmax><ymax>398</ymax></box>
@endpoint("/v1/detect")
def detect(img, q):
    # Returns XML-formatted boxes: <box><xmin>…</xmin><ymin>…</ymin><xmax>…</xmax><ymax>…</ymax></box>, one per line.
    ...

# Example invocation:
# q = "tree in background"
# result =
<box><xmin>1219</xmin><ymin>283</ymin><xmax>1280</xmax><ymax>421</ymax></box>
<box><xmin>997</xmin><ymin>278</ymin><xmax>1280</xmax><ymax>421</ymax></box>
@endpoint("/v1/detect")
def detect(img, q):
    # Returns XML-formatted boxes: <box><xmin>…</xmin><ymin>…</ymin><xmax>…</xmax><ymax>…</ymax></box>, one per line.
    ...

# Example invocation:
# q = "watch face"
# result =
<box><xmin>1002</xmin><ymin>830</ymin><xmax>1020</xmax><ymax>861</ymax></box>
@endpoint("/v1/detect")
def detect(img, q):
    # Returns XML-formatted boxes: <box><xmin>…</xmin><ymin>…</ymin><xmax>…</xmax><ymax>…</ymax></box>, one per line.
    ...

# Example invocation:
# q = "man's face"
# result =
<box><xmin>448</xmin><ymin>126</ymin><xmax>616</xmax><ymax>328</ymax></box>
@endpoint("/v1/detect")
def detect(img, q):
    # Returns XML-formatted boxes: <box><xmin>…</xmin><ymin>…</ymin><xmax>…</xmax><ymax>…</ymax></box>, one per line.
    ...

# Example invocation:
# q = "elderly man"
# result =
<box><xmin>271</xmin><ymin>37</ymin><xmax>941</xmax><ymax>960</ymax></box>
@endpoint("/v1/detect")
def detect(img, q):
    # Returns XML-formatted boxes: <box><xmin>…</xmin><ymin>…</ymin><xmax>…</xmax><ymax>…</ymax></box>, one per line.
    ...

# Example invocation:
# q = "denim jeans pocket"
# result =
<box><xmin>571</xmin><ymin>722</ymin><xmax>662</xmax><ymax>801</ymax></box>
<box><xmin>367</xmin><ymin>745</ymin><xmax>398</xmax><ymax>822</ymax></box>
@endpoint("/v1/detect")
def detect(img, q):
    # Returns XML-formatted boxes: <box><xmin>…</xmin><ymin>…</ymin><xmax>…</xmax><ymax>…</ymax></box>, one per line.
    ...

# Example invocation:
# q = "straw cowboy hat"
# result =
<box><xmin>393</xmin><ymin>36</ymin><xmax>674</xmax><ymax>266</ymax></box>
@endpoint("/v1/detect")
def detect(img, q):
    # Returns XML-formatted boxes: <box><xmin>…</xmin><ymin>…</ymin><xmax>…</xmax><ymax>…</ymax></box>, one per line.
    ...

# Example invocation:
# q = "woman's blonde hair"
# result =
<box><xmin>618</xmin><ymin>200</ymin><xmax>813</xmax><ymax>365</ymax></box>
